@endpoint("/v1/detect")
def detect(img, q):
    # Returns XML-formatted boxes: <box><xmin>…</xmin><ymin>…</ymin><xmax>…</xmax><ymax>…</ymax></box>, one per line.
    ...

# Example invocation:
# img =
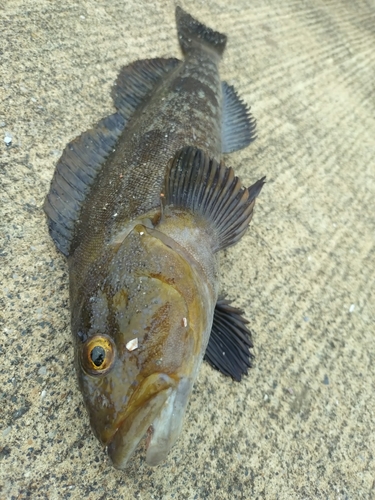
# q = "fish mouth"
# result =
<box><xmin>107</xmin><ymin>373</ymin><xmax>192</xmax><ymax>469</ymax></box>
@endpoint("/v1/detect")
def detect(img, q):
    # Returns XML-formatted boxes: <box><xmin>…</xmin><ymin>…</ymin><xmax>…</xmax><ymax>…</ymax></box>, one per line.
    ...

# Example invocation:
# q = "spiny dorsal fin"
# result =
<box><xmin>204</xmin><ymin>298</ymin><xmax>254</xmax><ymax>381</ymax></box>
<box><xmin>111</xmin><ymin>58</ymin><xmax>180</xmax><ymax>120</ymax></box>
<box><xmin>222</xmin><ymin>82</ymin><xmax>257</xmax><ymax>153</ymax></box>
<box><xmin>43</xmin><ymin>112</ymin><xmax>125</xmax><ymax>256</ymax></box>
<box><xmin>176</xmin><ymin>6</ymin><xmax>227</xmax><ymax>56</ymax></box>
<box><xmin>164</xmin><ymin>147</ymin><xmax>265</xmax><ymax>252</ymax></box>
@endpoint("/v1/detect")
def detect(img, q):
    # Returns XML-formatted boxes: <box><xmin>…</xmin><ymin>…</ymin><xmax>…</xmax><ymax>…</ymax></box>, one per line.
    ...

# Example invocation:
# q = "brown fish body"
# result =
<box><xmin>44</xmin><ymin>7</ymin><xmax>263</xmax><ymax>468</ymax></box>
<box><xmin>69</xmin><ymin>47</ymin><xmax>224</xmax><ymax>290</ymax></box>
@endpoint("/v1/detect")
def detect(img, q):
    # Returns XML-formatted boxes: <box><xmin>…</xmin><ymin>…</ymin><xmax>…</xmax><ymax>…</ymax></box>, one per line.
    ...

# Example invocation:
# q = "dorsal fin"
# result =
<box><xmin>204</xmin><ymin>298</ymin><xmax>254</xmax><ymax>381</ymax></box>
<box><xmin>164</xmin><ymin>147</ymin><xmax>265</xmax><ymax>252</ymax></box>
<box><xmin>43</xmin><ymin>112</ymin><xmax>125</xmax><ymax>256</ymax></box>
<box><xmin>222</xmin><ymin>82</ymin><xmax>257</xmax><ymax>153</ymax></box>
<box><xmin>111</xmin><ymin>58</ymin><xmax>180</xmax><ymax>119</ymax></box>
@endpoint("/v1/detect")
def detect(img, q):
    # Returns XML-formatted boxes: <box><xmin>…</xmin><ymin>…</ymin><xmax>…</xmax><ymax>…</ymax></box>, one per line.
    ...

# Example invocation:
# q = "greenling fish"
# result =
<box><xmin>44</xmin><ymin>7</ymin><xmax>265</xmax><ymax>468</ymax></box>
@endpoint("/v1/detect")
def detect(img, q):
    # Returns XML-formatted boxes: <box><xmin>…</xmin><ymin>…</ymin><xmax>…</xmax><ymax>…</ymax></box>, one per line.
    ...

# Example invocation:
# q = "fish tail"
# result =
<box><xmin>176</xmin><ymin>6</ymin><xmax>227</xmax><ymax>57</ymax></box>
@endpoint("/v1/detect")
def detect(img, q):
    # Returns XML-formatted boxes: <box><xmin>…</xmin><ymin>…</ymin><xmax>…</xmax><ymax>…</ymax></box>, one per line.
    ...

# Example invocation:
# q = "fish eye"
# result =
<box><xmin>82</xmin><ymin>335</ymin><xmax>115</xmax><ymax>375</ymax></box>
<box><xmin>91</xmin><ymin>345</ymin><xmax>106</xmax><ymax>366</ymax></box>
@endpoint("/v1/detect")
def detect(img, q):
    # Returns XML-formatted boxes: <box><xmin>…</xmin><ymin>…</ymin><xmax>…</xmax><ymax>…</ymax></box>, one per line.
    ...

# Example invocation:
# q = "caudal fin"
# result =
<box><xmin>176</xmin><ymin>6</ymin><xmax>227</xmax><ymax>57</ymax></box>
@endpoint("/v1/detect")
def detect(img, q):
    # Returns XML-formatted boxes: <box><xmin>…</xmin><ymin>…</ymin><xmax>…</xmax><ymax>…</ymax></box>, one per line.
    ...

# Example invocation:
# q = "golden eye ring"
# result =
<box><xmin>81</xmin><ymin>335</ymin><xmax>115</xmax><ymax>375</ymax></box>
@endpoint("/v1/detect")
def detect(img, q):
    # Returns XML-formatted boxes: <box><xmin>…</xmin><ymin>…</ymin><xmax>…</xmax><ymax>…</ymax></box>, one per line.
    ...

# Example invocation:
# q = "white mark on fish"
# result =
<box><xmin>126</xmin><ymin>338</ymin><xmax>139</xmax><ymax>351</ymax></box>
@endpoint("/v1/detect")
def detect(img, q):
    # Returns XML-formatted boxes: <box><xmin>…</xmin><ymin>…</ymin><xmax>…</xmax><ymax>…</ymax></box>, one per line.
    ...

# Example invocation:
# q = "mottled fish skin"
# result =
<box><xmin>69</xmin><ymin>15</ymin><xmax>226</xmax><ymax>423</ymax></box>
<box><xmin>69</xmin><ymin>51</ymin><xmax>224</xmax><ymax>286</ymax></box>
<box><xmin>44</xmin><ymin>7</ymin><xmax>263</xmax><ymax>469</ymax></box>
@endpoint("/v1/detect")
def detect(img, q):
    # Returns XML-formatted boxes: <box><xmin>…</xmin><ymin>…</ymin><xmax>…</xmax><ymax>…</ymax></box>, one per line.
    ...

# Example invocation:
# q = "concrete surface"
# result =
<box><xmin>1</xmin><ymin>0</ymin><xmax>375</xmax><ymax>498</ymax></box>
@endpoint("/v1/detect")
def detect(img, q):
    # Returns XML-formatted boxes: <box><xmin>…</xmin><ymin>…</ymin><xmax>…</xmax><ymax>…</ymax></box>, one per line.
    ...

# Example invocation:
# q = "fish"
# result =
<box><xmin>43</xmin><ymin>7</ymin><xmax>265</xmax><ymax>469</ymax></box>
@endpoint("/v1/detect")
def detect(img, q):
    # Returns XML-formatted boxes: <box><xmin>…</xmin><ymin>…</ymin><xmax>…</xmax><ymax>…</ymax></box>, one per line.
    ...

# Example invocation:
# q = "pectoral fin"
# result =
<box><xmin>204</xmin><ymin>299</ymin><xmax>254</xmax><ymax>381</ymax></box>
<box><xmin>164</xmin><ymin>146</ymin><xmax>265</xmax><ymax>251</ymax></box>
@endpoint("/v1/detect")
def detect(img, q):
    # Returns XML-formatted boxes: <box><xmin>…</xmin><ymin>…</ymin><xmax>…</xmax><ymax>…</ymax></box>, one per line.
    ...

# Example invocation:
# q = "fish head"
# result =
<box><xmin>74</xmin><ymin>220</ymin><xmax>216</xmax><ymax>468</ymax></box>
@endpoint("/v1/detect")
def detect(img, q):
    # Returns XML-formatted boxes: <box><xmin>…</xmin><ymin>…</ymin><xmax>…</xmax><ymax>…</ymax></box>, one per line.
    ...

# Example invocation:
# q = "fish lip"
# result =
<box><xmin>105</xmin><ymin>401</ymin><xmax>149</xmax><ymax>449</ymax></box>
<box><xmin>105</xmin><ymin>375</ymin><xmax>193</xmax><ymax>469</ymax></box>
<box><xmin>104</xmin><ymin>387</ymin><xmax>166</xmax><ymax>448</ymax></box>
<box><xmin>105</xmin><ymin>373</ymin><xmax>177</xmax><ymax>469</ymax></box>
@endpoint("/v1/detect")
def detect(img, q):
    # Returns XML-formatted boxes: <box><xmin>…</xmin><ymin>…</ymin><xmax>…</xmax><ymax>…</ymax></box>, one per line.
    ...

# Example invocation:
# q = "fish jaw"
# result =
<box><xmin>106</xmin><ymin>374</ymin><xmax>193</xmax><ymax>469</ymax></box>
<box><xmin>145</xmin><ymin>376</ymin><xmax>192</xmax><ymax>466</ymax></box>
<box><xmin>106</xmin><ymin>372</ymin><xmax>176</xmax><ymax>469</ymax></box>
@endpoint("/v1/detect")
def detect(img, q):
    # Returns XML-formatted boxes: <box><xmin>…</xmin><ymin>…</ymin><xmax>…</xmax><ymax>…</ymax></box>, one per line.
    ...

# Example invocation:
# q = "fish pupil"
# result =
<box><xmin>91</xmin><ymin>346</ymin><xmax>105</xmax><ymax>367</ymax></box>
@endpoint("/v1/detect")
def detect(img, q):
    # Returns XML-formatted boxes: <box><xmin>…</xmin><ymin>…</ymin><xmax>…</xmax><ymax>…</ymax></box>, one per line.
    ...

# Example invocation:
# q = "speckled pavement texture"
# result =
<box><xmin>1</xmin><ymin>0</ymin><xmax>375</xmax><ymax>498</ymax></box>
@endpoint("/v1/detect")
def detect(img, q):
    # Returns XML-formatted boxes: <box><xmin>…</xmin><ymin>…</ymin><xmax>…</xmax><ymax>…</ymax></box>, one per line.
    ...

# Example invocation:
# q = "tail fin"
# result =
<box><xmin>175</xmin><ymin>6</ymin><xmax>227</xmax><ymax>57</ymax></box>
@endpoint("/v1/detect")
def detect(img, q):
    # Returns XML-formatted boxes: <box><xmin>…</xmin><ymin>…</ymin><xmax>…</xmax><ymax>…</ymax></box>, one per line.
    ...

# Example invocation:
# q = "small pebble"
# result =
<box><xmin>38</xmin><ymin>366</ymin><xmax>47</xmax><ymax>376</ymax></box>
<box><xmin>2</xmin><ymin>426</ymin><xmax>12</xmax><ymax>437</ymax></box>
<box><xmin>4</xmin><ymin>132</ymin><xmax>12</xmax><ymax>145</ymax></box>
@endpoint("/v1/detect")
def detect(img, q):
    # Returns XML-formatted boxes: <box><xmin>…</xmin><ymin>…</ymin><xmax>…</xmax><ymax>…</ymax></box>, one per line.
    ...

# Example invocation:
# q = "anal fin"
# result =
<box><xmin>112</xmin><ymin>58</ymin><xmax>180</xmax><ymax>120</ymax></box>
<box><xmin>43</xmin><ymin>112</ymin><xmax>125</xmax><ymax>256</ymax></box>
<box><xmin>204</xmin><ymin>299</ymin><xmax>254</xmax><ymax>382</ymax></box>
<box><xmin>222</xmin><ymin>81</ymin><xmax>257</xmax><ymax>153</ymax></box>
<box><xmin>165</xmin><ymin>147</ymin><xmax>265</xmax><ymax>252</ymax></box>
